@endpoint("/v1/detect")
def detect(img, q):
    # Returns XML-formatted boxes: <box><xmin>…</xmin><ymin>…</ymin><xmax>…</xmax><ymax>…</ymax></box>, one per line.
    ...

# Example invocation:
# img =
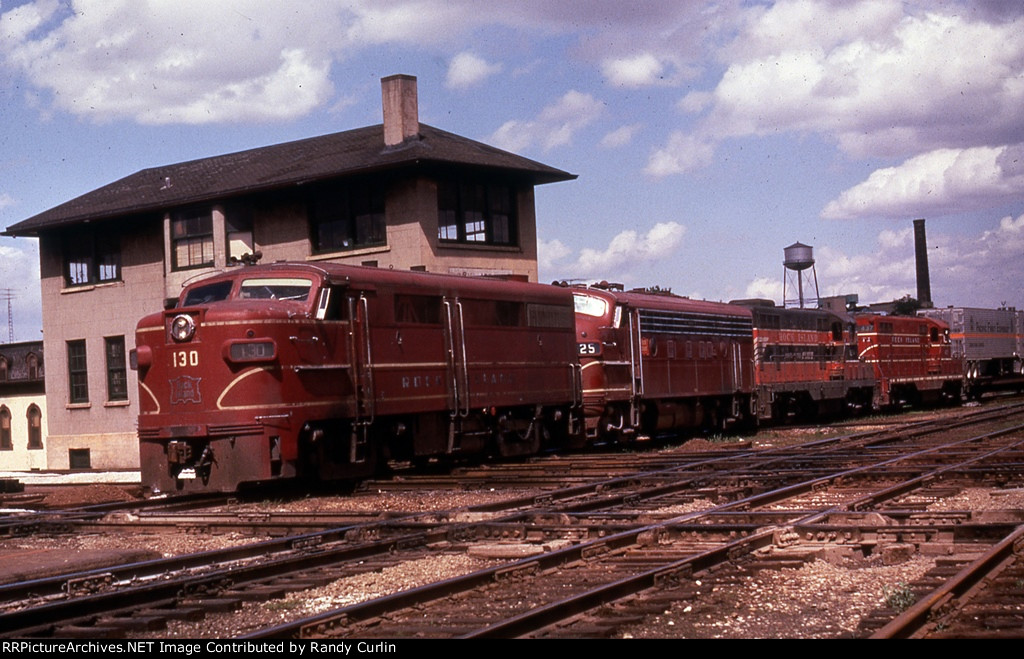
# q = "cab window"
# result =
<box><xmin>181</xmin><ymin>281</ymin><xmax>233</xmax><ymax>306</ymax></box>
<box><xmin>239</xmin><ymin>277</ymin><xmax>313</xmax><ymax>302</ymax></box>
<box><xmin>573</xmin><ymin>294</ymin><xmax>608</xmax><ymax>318</ymax></box>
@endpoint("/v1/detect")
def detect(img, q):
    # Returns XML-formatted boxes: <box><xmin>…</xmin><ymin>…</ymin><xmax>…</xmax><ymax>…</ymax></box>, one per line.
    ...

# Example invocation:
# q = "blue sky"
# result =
<box><xmin>2</xmin><ymin>0</ymin><xmax>1023</xmax><ymax>343</ymax></box>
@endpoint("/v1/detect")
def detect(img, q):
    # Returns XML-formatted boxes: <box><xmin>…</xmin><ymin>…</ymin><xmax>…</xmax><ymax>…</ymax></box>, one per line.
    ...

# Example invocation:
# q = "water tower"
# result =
<box><xmin>783</xmin><ymin>242</ymin><xmax>819</xmax><ymax>309</ymax></box>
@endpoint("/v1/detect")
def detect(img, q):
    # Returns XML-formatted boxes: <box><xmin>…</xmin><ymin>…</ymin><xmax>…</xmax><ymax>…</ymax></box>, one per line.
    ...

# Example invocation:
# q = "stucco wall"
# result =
<box><xmin>0</xmin><ymin>393</ymin><xmax>48</xmax><ymax>471</ymax></box>
<box><xmin>38</xmin><ymin>219</ymin><xmax>162</xmax><ymax>469</ymax></box>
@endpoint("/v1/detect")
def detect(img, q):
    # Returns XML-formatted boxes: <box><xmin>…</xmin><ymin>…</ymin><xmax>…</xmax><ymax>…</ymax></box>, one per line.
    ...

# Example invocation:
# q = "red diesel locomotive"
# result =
<box><xmin>737</xmin><ymin>301</ymin><xmax>876</xmax><ymax>421</ymax></box>
<box><xmin>135</xmin><ymin>263</ymin><xmax>580</xmax><ymax>493</ymax></box>
<box><xmin>856</xmin><ymin>313</ymin><xmax>962</xmax><ymax>407</ymax></box>
<box><xmin>572</xmin><ymin>285</ymin><xmax>754</xmax><ymax>441</ymax></box>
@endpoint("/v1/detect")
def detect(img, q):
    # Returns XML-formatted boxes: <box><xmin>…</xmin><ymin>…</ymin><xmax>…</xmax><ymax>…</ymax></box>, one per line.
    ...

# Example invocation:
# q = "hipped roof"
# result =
<box><xmin>5</xmin><ymin>123</ymin><xmax>575</xmax><ymax>236</ymax></box>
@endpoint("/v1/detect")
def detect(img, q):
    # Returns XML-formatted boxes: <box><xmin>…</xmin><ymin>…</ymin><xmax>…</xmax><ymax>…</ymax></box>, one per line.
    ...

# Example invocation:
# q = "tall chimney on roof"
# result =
<box><xmin>913</xmin><ymin>218</ymin><xmax>933</xmax><ymax>308</ymax></box>
<box><xmin>381</xmin><ymin>74</ymin><xmax>419</xmax><ymax>146</ymax></box>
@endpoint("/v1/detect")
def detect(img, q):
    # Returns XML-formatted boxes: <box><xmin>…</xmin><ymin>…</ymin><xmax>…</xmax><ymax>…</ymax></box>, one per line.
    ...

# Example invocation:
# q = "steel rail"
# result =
<box><xmin>871</xmin><ymin>524</ymin><xmax>1024</xmax><ymax>639</ymax></box>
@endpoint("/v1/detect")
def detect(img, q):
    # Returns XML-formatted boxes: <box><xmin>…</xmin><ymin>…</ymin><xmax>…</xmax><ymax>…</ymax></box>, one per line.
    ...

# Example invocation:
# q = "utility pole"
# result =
<box><xmin>0</xmin><ymin>289</ymin><xmax>15</xmax><ymax>343</ymax></box>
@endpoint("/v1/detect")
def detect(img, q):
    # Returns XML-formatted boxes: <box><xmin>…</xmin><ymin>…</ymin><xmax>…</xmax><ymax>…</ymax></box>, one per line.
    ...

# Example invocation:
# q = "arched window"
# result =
<box><xmin>27</xmin><ymin>405</ymin><xmax>42</xmax><ymax>450</ymax></box>
<box><xmin>0</xmin><ymin>406</ymin><xmax>11</xmax><ymax>450</ymax></box>
<box><xmin>27</xmin><ymin>353</ymin><xmax>40</xmax><ymax>380</ymax></box>
<box><xmin>0</xmin><ymin>356</ymin><xmax>8</xmax><ymax>382</ymax></box>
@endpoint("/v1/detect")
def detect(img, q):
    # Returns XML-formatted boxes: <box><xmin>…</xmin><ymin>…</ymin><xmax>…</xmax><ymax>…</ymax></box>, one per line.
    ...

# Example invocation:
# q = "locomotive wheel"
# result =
<box><xmin>597</xmin><ymin>408</ymin><xmax>627</xmax><ymax>444</ymax></box>
<box><xmin>705</xmin><ymin>406</ymin><xmax>721</xmax><ymax>434</ymax></box>
<box><xmin>299</xmin><ymin>422</ymin><xmax>379</xmax><ymax>483</ymax></box>
<box><xmin>497</xmin><ymin>420</ymin><xmax>541</xmax><ymax>457</ymax></box>
<box><xmin>794</xmin><ymin>394</ymin><xmax>818</xmax><ymax>422</ymax></box>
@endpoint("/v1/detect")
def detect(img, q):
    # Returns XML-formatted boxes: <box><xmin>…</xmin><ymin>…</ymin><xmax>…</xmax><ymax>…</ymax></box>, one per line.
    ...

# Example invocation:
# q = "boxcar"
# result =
<box><xmin>918</xmin><ymin>306</ymin><xmax>1024</xmax><ymax>397</ymax></box>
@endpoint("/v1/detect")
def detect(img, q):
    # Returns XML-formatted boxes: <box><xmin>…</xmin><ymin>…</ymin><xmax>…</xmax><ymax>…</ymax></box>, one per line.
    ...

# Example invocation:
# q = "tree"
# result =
<box><xmin>891</xmin><ymin>295</ymin><xmax>921</xmax><ymax>316</ymax></box>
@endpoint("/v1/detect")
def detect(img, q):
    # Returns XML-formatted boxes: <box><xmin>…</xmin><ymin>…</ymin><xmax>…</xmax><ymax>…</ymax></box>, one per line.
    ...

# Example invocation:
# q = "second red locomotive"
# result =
<box><xmin>573</xmin><ymin>284</ymin><xmax>754</xmax><ymax>441</ymax></box>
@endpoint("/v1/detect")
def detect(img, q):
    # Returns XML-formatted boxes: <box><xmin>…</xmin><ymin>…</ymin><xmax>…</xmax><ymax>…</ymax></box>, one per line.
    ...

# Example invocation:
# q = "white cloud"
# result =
<box><xmin>599</xmin><ymin>123</ymin><xmax>641</xmax><ymax>148</ymax></box>
<box><xmin>0</xmin><ymin>1</ymin><xmax>342</xmax><ymax>124</ymax></box>
<box><xmin>540</xmin><ymin>222</ymin><xmax>687</xmax><ymax>281</ymax></box>
<box><xmin>971</xmin><ymin>213</ymin><xmax>1024</xmax><ymax>275</ymax></box>
<box><xmin>703</xmin><ymin>6</ymin><xmax>1024</xmax><ymax>157</ymax></box>
<box><xmin>0</xmin><ymin>0</ymin><xmax>56</xmax><ymax>42</ymax></box>
<box><xmin>728</xmin><ymin>0</ymin><xmax>902</xmax><ymax>61</ymax></box>
<box><xmin>678</xmin><ymin>91</ymin><xmax>713</xmax><ymax>114</ymax></box>
<box><xmin>982</xmin><ymin>213</ymin><xmax>1024</xmax><ymax>243</ymax></box>
<box><xmin>919</xmin><ymin>215</ymin><xmax>1024</xmax><ymax>308</ymax></box>
<box><xmin>446</xmin><ymin>52</ymin><xmax>502</xmax><ymax>89</ymax></box>
<box><xmin>645</xmin><ymin>131</ymin><xmax>716</xmax><ymax>177</ymax></box>
<box><xmin>0</xmin><ymin>193</ymin><xmax>15</xmax><ymax>210</ymax></box>
<box><xmin>601</xmin><ymin>53</ymin><xmax>666</xmax><ymax>87</ymax></box>
<box><xmin>490</xmin><ymin>90</ymin><xmax>603</xmax><ymax>153</ymax></box>
<box><xmin>488</xmin><ymin>120</ymin><xmax>532</xmax><ymax>154</ymax></box>
<box><xmin>816</xmin><ymin>241</ymin><xmax>917</xmax><ymax>304</ymax></box>
<box><xmin>808</xmin><ymin>214</ymin><xmax>1024</xmax><ymax>309</ymax></box>
<box><xmin>877</xmin><ymin>227</ymin><xmax>912</xmax><ymax>251</ymax></box>
<box><xmin>139</xmin><ymin>49</ymin><xmax>333</xmax><ymax>125</ymax></box>
<box><xmin>0</xmin><ymin>1</ymin><xmax>729</xmax><ymax>126</ymax></box>
<box><xmin>537</xmin><ymin>237</ymin><xmax>572</xmax><ymax>274</ymax></box>
<box><xmin>822</xmin><ymin>144</ymin><xmax>1024</xmax><ymax>220</ymax></box>
<box><xmin>743</xmin><ymin>276</ymin><xmax>783</xmax><ymax>303</ymax></box>
<box><xmin>633</xmin><ymin>1</ymin><xmax>1024</xmax><ymax>221</ymax></box>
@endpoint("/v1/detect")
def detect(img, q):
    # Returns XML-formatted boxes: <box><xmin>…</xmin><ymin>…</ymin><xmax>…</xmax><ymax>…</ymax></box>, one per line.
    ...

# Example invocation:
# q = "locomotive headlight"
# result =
<box><xmin>170</xmin><ymin>314</ymin><xmax>196</xmax><ymax>342</ymax></box>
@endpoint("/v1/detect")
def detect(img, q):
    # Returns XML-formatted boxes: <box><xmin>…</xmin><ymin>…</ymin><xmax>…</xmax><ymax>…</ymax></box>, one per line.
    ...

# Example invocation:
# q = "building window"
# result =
<box><xmin>0</xmin><ymin>356</ymin><xmax>7</xmax><ymax>381</ymax></box>
<box><xmin>310</xmin><ymin>183</ymin><xmax>386</xmax><ymax>253</ymax></box>
<box><xmin>69</xmin><ymin>448</ymin><xmax>91</xmax><ymax>469</ymax></box>
<box><xmin>67</xmin><ymin>340</ymin><xmax>89</xmax><ymax>404</ymax></box>
<box><xmin>0</xmin><ymin>407</ymin><xmax>11</xmax><ymax>450</ymax></box>
<box><xmin>226</xmin><ymin>206</ymin><xmax>255</xmax><ymax>264</ymax></box>
<box><xmin>26</xmin><ymin>353</ymin><xmax>39</xmax><ymax>380</ymax></box>
<box><xmin>438</xmin><ymin>180</ymin><xmax>516</xmax><ymax>246</ymax></box>
<box><xmin>105</xmin><ymin>336</ymin><xmax>128</xmax><ymax>402</ymax></box>
<box><xmin>63</xmin><ymin>228</ymin><xmax>120</xmax><ymax>287</ymax></box>
<box><xmin>172</xmin><ymin>210</ymin><xmax>214</xmax><ymax>270</ymax></box>
<box><xmin>27</xmin><ymin>405</ymin><xmax>42</xmax><ymax>450</ymax></box>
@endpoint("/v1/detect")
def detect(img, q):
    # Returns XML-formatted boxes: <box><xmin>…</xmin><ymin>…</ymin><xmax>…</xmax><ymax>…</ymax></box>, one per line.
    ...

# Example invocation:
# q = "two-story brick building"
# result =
<box><xmin>4</xmin><ymin>75</ymin><xmax>575</xmax><ymax>470</ymax></box>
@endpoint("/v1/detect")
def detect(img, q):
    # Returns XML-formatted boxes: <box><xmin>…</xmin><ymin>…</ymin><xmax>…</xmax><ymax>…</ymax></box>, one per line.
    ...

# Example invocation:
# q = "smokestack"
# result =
<box><xmin>913</xmin><ymin>218</ymin><xmax>932</xmax><ymax>308</ymax></box>
<box><xmin>381</xmin><ymin>74</ymin><xmax>419</xmax><ymax>146</ymax></box>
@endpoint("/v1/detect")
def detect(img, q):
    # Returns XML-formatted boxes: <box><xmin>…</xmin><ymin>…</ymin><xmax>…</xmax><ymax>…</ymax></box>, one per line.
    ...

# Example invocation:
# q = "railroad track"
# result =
<box><xmin>248</xmin><ymin>408</ymin><xmax>1024</xmax><ymax>638</ymax></box>
<box><xmin>3</xmin><ymin>402</ymin><xmax>1024</xmax><ymax>638</ymax></box>
<box><xmin>0</xmin><ymin>492</ymin><xmax>236</xmax><ymax>537</ymax></box>
<box><xmin>868</xmin><ymin>525</ymin><xmax>1024</xmax><ymax>638</ymax></box>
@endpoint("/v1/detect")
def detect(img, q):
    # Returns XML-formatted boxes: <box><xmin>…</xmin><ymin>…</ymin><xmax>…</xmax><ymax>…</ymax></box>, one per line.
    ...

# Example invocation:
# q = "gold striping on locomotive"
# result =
<box><xmin>138</xmin><ymin>381</ymin><xmax>162</xmax><ymax>414</ymax></box>
<box><xmin>135</xmin><ymin>318</ymin><xmax>349</xmax><ymax>335</ymax></box>
<box><xmin>581</xmin><ymin>360</ymin><xmax>634</xmax><ymax>371</ymax></box>
<box><xmin>371</xmin><ymin>362</ymin><xmax>448</xmax><ymax>370</ymax></box>
<box><xmin>216</xmin><ymin>366</ymin><xmax>276</xmax><ymax>411</ymax></box>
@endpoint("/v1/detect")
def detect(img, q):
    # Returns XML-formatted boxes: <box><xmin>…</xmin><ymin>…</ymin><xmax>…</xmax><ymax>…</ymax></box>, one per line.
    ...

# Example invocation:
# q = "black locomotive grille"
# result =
<box><xmin>638</xmin><ymin>309</ymin><xmax>753</xmax><ymax>338</ymax></box>
<box><xmin>208</xmin><ymin>423</ymin><xmax>264</xmax><ymax>437</ymax></box>
<box><xmin>138</xmin><ymin>428</ymin><xmax>161</xmax><ymax>440</ymax></box>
